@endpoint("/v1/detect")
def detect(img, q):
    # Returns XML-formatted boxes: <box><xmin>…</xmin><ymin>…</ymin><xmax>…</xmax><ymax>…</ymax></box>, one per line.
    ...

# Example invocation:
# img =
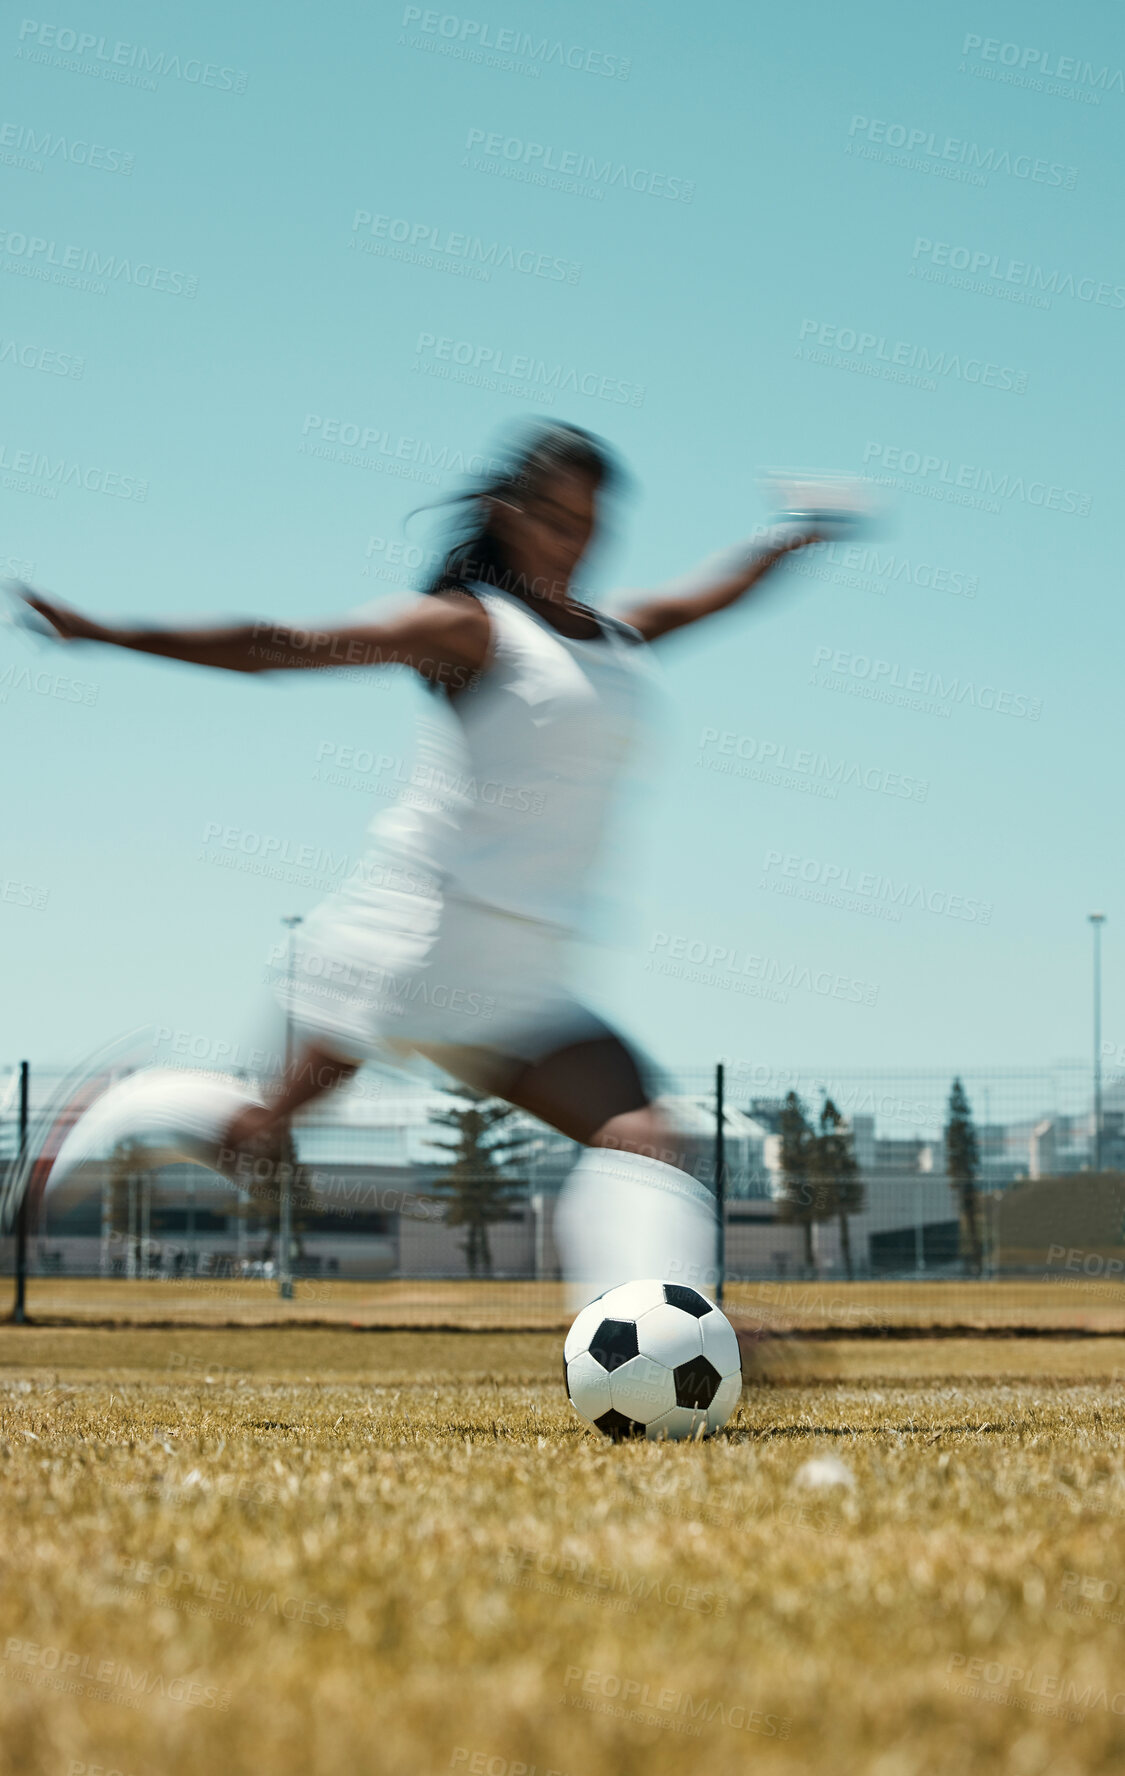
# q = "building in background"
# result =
<box><xmin>2</xmin><ymin>1062</ymin><xmax>1123</xmax><ymax>1280</ymax></box>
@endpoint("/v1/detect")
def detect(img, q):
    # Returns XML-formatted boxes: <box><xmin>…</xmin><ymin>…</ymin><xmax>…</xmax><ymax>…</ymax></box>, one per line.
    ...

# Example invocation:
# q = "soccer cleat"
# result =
<box><xmin>42</xmin><ymin>1068</ymin><xmax>267</xmax><ymax>1208</ymax></box>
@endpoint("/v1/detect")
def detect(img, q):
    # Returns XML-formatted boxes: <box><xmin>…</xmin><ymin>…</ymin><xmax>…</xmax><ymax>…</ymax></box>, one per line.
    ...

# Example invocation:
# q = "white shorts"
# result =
<box><xmin>276</xmin><ymin>872</ymin><xmax>609</xmax><ymax>1089</ymax></box>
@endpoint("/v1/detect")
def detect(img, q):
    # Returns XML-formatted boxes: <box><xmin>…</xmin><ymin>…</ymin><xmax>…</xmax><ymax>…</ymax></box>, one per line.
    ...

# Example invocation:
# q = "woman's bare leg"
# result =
<box><xmin>223</xmin><ymin>1042</ymin><xmax>360</xmax><ymax>1154</ymax></box>
<box><xmin>499</xmin><ymin>1033</ymin><xmax>683</xmax><ymax>1161</ymax></box>
<box><xmin>490</xmin><ymin>1031</ymin><xmax>718</xmax><ymax>1302</ymax></box>
<box><xmin>224</xmin><ymin>1028</ymin><xmax>672</xmax><ymax>1161</ymax></box>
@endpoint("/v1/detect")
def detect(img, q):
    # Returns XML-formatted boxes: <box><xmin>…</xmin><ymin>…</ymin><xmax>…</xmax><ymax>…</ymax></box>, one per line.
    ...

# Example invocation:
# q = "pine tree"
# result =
<box><xmin>945</xmin><ymin>1077</ymin><xmax>983</xmax><ymax>1277</ymax></box>
<box><xmin>777</xmin><ymin>1091</ymin><xmax>821</xmax><ymax>1275</ymax></box>
<box><xmin>426</xmin><ymin>1087</ymin><xmax>535</xmax><ymax>1277</ymax></box>
<box><xmin>809</xmin><ymin>1098</ymin><xmax>865</xmax><ymax>1281</ymax></box>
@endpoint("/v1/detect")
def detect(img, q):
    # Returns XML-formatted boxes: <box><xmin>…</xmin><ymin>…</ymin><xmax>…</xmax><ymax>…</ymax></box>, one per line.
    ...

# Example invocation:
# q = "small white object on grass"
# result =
<box><xmin>792</xmin><ymin>1454</ymin><xmax>856</xmax><ymax>1490</ymax></box>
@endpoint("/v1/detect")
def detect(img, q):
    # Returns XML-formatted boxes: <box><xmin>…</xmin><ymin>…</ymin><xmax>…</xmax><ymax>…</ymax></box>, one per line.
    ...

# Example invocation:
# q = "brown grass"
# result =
<box><xmin>8</xmin><ymin>1274</ymin><xmax>1125</xmax><ymax>1331</ymax></box>
<box><xmin>1</xmin><ymin>1327</ymin><xmax>1124</xmax><ymax>1775</ymax></box>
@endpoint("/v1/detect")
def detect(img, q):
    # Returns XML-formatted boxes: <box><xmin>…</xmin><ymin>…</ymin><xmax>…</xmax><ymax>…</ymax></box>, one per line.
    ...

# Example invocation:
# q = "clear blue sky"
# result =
<box><xmin>2</xmin><ymin>0</ymin><xmax>1121</xmax><ymax>1080</ymax></box>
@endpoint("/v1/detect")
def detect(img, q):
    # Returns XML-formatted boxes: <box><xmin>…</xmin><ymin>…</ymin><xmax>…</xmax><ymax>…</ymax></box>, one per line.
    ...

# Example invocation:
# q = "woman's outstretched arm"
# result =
<box><xmin>18</xmin><ymin>588</ymin><xmax>491</xmax><ymax>688</ymax></box>
<box><xmin>617</xmin><ymin>529</ymin><xmax>826</xmax><ymax>644</ymax></box>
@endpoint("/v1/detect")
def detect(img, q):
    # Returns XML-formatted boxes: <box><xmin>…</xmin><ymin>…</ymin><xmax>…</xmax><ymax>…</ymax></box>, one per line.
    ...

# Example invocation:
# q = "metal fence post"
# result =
<box><xmin>714</xmin><ymin>1061</ymin><xmax>726</xmax><ymax>1306</ymax></box>
<box><xmin>13</xmin><ymin>1061</ymin><xmax>29</xmax><ymax>1323</ymax></box>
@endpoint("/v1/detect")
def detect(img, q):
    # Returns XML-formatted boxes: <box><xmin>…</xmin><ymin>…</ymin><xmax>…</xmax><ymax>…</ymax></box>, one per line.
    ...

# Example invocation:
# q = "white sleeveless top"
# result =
<box><xmin>363</xmin><ymin>584</ymin><xmax>656</xmax><ymax>931</ymax></box>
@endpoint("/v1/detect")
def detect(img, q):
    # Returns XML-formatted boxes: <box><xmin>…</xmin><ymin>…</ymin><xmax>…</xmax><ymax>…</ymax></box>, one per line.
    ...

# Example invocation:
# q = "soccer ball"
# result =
<box><xmin>564</xmin><ymin>1279</ymin><xmax>742</xmax><ymax>1441</ymax></box>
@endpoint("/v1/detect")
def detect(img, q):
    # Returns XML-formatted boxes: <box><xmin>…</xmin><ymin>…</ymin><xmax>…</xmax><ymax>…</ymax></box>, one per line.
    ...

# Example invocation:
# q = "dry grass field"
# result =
<box><xmin>1</xmin><ymin>1314</ymin><xmax>1124</xmax><ymax>1776</ymax></box>
<box><xmin>8</xmin><ymin>1274</ymin><xmax>1125</xmax><ymax>1332</ymax></box>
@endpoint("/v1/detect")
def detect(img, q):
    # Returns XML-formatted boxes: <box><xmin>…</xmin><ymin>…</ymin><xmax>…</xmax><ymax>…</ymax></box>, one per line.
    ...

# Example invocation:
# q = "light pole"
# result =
<box><xmin>1089</xmin><ymin>913</ymin><xmax>1106</xmax><ymax>1172</ymax></box>
<box><xmin>279</xmin><ymin>914</ymin><xmax>303</xmax><ymax>1300</ymax></box>
<box><xmin>914</xmin><ymin>1177</ymin><xmax>925</xmax><ymax>1276</ymax></box>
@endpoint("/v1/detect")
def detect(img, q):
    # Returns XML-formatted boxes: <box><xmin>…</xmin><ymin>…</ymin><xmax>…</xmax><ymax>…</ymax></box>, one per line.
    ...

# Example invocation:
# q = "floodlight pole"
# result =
<box><xmin>714</xmin><ymin>1062</ymin><xmax>726</xmax><ymax>1305</ymax></box>
<box><xmin>1090</xmin><ymin>913</ymin><xmax>1106</xmax><ymax>1172</ymax></box>
<box><xmin>12</xmin><ymin>1061</ymin><xmax>29</xmax><ymax>1323</ymax></box>
<box><xmin>279</xmin><ymin>915</ymin><xmax>302</xmax><ymax>1301</ymax></box>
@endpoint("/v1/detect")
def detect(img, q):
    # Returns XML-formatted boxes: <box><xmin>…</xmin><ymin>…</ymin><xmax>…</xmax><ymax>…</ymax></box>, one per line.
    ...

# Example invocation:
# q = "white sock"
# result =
<box><xmin>554</xmin><ymin>1146</ymin><xmax>720</xmax><ymax>1313</ymax></box>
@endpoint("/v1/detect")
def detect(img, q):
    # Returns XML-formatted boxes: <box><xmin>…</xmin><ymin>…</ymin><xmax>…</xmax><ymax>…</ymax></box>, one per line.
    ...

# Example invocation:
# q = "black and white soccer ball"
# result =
<box><xmin>564</xmin><ymin>1279</ymin><xmax>742</xmax><ymax>1441</ymax></box>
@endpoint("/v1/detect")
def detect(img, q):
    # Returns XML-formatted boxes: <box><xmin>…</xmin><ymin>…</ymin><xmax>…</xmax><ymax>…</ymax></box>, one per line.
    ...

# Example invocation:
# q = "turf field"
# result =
<box><xmin>1</xmin><ymin>1322</ymin><xmax>1123</xmax><ymax>1776</ymax></box>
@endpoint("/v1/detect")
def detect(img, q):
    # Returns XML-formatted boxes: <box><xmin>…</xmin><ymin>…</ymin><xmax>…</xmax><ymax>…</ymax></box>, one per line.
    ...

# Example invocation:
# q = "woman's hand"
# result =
<box><xmin>777</xmin><ymin>523</ymin><xmax>833</xmax><ymax>551</ymax></box>
<box><xmin>20</xmin><ymin>590</ymin><xmax>112</xmax><ymax>645</ymax></box>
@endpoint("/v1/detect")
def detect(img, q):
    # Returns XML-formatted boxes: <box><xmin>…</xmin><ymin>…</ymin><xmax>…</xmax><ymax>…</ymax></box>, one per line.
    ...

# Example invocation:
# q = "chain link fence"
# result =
<box><xmin>3</xmin><ymin>1058</ymin><xmax>1124</xmax><ymax>1327</ymax></box>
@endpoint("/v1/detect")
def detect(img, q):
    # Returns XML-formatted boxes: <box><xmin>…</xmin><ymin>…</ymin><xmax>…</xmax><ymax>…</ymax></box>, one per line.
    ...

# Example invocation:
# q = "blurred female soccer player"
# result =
<box><xmin>23</xmin><ymin>421</ymin><xmax>845</xmax><ymax>1302</ymax></box>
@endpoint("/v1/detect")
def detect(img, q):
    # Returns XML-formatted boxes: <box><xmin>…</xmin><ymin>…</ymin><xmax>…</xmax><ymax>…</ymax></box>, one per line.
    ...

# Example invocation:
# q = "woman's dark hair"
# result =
<box><xmin>415</xmin><ymin>420</ymin><xmax>625</xmax><ymax>599</ymax></box>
